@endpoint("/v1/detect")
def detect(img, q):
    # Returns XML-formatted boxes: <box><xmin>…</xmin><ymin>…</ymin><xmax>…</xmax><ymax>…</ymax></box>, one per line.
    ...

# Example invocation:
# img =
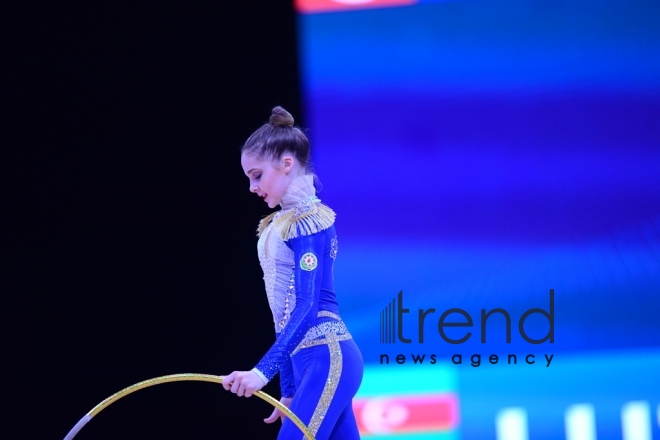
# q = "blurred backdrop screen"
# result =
<box><xmin>295</xmin><ymin>1</ymin><xmax>660</xmax><ymax>439</ymax></box>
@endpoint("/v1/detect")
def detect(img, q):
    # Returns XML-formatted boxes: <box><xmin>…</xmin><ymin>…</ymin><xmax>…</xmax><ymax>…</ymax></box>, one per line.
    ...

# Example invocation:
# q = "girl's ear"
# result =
<box><xmin>281</xmin><ymin>155</ymin><xmax>294</xmax><ymax>174</ymax></box>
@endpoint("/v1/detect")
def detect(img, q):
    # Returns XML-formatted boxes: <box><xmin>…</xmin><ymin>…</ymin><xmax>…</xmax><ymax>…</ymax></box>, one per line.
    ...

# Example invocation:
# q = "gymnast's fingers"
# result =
<box><xmin>237</xmin><ymin>378</ymin><xmax>248</xmax><ymax>397</ymax></box>
<box><xmin>222</xmin><ymin>372</ymin><xmax>236</xmax><ymax>391</ymax></box>
<box><xmin>230</xmin><ymin>375</ymin><xmax>242</xmax><ymax>394</ymax></box>
<box><xmin>264</xmin><ymin>407</ymin><xmax>282</xmax><ymax>423</ymax></box>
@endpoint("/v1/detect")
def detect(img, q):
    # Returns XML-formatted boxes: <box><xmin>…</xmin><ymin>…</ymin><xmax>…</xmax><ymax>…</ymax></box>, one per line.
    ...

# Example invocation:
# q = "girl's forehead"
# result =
<box><xmin>241</xmin><ymin>152</ymin><xmax>258</xmax><ymax>165</ymax></box>
<box><xmin>241</xmin><ymin>153</ymin><xmax>274</xmax><ymax>172</ymax></box>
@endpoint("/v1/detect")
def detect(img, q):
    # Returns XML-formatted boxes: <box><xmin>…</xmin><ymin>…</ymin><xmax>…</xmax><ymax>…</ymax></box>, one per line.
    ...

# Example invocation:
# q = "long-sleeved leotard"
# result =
<box><xmin>254</xmin><ymin>224</ymin><xmax>339</xmax><ymax>382</ymax></box>
<box><xmin>251</xmin><ymin>174</ymin><xmax>363</xmax><ymax>439</ymax></box>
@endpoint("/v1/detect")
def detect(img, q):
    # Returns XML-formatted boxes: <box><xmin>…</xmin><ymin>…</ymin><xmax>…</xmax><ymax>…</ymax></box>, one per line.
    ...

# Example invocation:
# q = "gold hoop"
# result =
<box><xmin>63</xmin><ymin>373</ymin><xmax>314</xmax><ymax>440</ymax></box>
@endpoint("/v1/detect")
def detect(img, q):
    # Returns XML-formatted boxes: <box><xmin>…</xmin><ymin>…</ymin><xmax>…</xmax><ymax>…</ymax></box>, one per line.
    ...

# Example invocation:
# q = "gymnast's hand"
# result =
<box><xmin>264</xmin><ymin>396</ymin><xmax>293</xmax><ymax>424</ymax></box>
<box><xmin>221</xmin><ymin>370</ymin><xmax>266</xmax><ymax>398</ymax></box>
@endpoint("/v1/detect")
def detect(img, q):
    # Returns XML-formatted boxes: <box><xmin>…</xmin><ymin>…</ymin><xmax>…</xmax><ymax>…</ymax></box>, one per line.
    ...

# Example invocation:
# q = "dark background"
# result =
<box><xmin>4</xmin><ymin>1</ymin><xmax>301</xmax><ymax>438</ymax></box>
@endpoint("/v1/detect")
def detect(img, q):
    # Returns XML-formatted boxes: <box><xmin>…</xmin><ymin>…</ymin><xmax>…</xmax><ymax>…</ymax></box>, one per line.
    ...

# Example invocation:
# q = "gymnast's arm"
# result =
<box><xmin>252</xmin><ymin>230</ymin><xmax>326</xmax><ymax>383</ymax></box>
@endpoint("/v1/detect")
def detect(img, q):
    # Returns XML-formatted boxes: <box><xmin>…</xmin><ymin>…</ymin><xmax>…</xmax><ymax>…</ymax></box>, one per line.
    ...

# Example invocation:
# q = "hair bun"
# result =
<box><xmin>270</xmin><ymin>106</ymin><xmax>294</xmax><ymax>127</ymax></box>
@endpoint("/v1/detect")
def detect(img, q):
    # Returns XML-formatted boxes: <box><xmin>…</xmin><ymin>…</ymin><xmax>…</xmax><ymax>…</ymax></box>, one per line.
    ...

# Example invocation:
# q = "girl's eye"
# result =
<box><xmin>255</xmin><ymin>174</ymin><xmax>261</xmax><ymax>180</ymax></box>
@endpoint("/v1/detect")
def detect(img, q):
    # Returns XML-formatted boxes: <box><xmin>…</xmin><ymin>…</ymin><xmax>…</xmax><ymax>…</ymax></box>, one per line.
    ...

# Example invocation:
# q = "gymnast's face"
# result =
<box><xmin>241</xmin><ymin>152</ymin><xmax>294</xmax><ymax>208</ymax></box>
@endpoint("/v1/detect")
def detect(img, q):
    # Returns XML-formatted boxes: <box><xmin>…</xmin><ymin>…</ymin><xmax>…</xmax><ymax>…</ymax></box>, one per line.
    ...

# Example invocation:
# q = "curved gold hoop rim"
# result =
<box><xmin>63</xmin><ymin>373</ymin><xmax>314</xmax><ymax>440</ymax></box>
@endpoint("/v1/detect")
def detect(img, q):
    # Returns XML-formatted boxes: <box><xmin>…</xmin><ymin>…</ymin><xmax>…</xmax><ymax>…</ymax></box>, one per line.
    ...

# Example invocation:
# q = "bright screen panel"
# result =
<box><xmin>296</xmin><ymin>1</ymin><xmax>660</xmax><ymax>439</ymax></box>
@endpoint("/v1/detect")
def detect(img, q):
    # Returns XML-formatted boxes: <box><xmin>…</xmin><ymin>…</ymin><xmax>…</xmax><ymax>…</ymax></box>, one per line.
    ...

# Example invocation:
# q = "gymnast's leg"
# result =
<box><xmin>328</xmin><ymin>403</ymin><xmax>361</xmax><ymax>440</ymax></box>
<box><xmin>278</xmin><ymin>339</ymin><xmax>363</xmax><ymax>440</ymax></box>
